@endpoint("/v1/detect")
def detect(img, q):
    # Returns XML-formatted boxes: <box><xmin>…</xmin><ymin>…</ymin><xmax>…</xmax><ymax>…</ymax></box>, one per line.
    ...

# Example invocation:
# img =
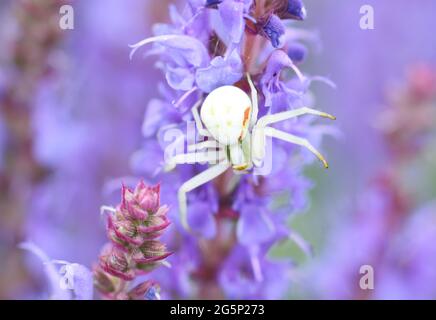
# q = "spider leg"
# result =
<box><xmin>264</xmin><ymin>127</ymin><xmax>329</xmax><ymax>168</ymax></box>
<box><xmin>257</xmin><ymin>106</ymin><xmax>335</xmax><ymax>128</ymax></box>
<box><xmin>246</xmin><ymin>73</ymin><xmax>258</xmax><ymax>128</ymax></box>
<box><xmin>165</xmin><ymin>149</ymin><xmax>225</xmax><ymax>171</ymax></box>
<box><xmin>191</xmin><ymin>99</ymin><xmax>211</xmax><ymax>137</ymax></box>
<box><xmin>178</xmin><ymin>162</ymin><xmax>230</xmax><ymax>231</ymax></box>
<box><xmin>187</xmin><ymin>140</ymin><xmax>221</xmax><ymax>152</ymax></box>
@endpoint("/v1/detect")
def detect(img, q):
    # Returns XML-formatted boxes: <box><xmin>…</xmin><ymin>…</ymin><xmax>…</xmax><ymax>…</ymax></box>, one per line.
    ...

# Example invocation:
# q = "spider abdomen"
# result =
<box><xmin>200</xmin><ymin>85</ymin><xmax>252</xmax><ymax>145</ymax></box>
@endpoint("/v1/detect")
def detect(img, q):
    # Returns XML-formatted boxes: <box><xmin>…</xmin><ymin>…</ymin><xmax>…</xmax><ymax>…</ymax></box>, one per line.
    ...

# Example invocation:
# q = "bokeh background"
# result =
<box><xmin>0</xmin><ymin>0</ymin><xmax>435</xmax><ymax>299</ymax></box>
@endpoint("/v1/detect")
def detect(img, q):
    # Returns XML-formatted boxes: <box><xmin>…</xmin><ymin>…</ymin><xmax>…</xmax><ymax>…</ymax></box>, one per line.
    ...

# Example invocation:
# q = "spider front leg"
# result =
<box><xmin>191</xmin><ymin>99</ymin><xmax>211</xmax><ymax>137</ymax></box>
<box><xmin>252</xmin><ymin>107</ymin><xmax>335</xmax><ymax>168</ymax></box>
<box><xmin>266</xmin><ymin>127</ymin><xmax>329</xmax><ymax>168</ymax></box>
<box><xmin>164</xmin><ymin>149</ymin><xmax>225</xmax><ymax>171</ymax></box>
<box><xmin>178</xmin><ymin>161</ymin><xmax>230</xmax><ymax>231</ymax></box>
<box><xmin>246</xmin><ymin>73</ymin><xmax>258</xmax><ymax>128</ymax></box>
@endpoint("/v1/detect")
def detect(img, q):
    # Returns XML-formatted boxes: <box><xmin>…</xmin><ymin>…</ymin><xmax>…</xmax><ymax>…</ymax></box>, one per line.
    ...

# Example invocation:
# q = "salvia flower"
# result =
<box><xmin>257</xmin><ymin>14</ymin><xmax>286</xmax><ymax>48</ymax></box>
<box><xmin>131</xmin><ymin>0</ymin><xmax>333</xmax><ymax>299</ymax></box>
<box><xmin>20</xmin><ymin>242</ymin><xmax>93</xmax><ymax>300</ymax></box>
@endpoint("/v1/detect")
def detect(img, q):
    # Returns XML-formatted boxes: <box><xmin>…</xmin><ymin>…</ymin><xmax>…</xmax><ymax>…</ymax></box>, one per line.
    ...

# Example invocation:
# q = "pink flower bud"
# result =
<box><xmin>135</xmin><ymin>181</ymin><xmax>161</xmax><ymax>213</ymax></box>
<box><xmin>99</xmin><ymin>245</ymin><xmax>135</xmax><ymax>281</ymax></box>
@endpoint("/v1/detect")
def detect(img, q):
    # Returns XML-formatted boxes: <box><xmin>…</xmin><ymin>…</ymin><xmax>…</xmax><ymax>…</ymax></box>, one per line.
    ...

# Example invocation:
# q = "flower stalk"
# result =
<box><xmin>94</xmin><ymin>181</ymin><xmax>171</xmax><ymax>300</ymax></box>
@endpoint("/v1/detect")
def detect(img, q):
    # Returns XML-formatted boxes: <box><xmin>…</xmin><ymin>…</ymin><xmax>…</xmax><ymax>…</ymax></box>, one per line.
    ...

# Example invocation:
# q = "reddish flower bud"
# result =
<box><xmin>95</xmin><ymin>181</ymin><xmax>171</xmax><ymax>299</ymax></box>
<box><xmin>135</xmin><ymin>181</ymin><xmax>161</xmax><ymax>213</ymax></box>
<box><xmin>107</xmin><ymin>215</ymin><xmax>143</xmax><ymax>247</ymax></box>
<box><xmin>93</xmin><ymin>264</ymin><xmax>116</xmax><ymax>295</ymax></box>
<box><xmin>99</xmin><ymin>245</ymin><xmax>135</xmax><ymax>281</ymax></box>
<box><xmin>132</xmin><ymin>240</ymin><xmax>172</xmax><ymax>264</ymax></box>
<box><xmin>128</xmin><ymin>280</ymin><xmax>160</xmax><ymax>300</ymax></box>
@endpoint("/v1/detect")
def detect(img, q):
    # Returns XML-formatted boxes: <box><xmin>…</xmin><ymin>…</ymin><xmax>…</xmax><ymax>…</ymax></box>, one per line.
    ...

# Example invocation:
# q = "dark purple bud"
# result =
<box><xmin>287</xmin><ymin>42</ymin><xmax>307</xmax><ymax>63</ymax></box>
<box><xmin>278</xmin><ymin>0</ymin><xmax>307</xmax><ymax>21</ymax></box>
<box><xmin>205</xmin><ymin>0</ymin><xmax>223</xmax><ymax>8</ymax></box>
<box><xmin>257</xmin><ymin>14</ymin><xmax>285</xmax><ymax>48</ymax></box>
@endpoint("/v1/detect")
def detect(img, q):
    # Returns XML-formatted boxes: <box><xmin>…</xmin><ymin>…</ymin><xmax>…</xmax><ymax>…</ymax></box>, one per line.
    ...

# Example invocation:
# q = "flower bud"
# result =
<box><xmin>135</xmin><ymin>181</ymin><xmax>161</xmax><ymax>213</ymax></box>
<box><xmin>93</xmin><ymin>264</ymin><xmax>116</xmax><ymax>295</ymax></box>
<box><xmin>137</xmin><ymin>206</ymin><xmax>171</xmax><ymax>239</ymax></box>
<box><xmin>108</xmin><ymin>215</ymin><xmax>142</xmax><ymax>247</ymax></box>
<box><xmin>133</xmin><ymin>240</ymin><xmax>172</xmax><ymax>264</ymax></box>
<box><xmin>128</xmin><ymin>280</ymin><xmax>161</xmax><ymax>300</ymax></box>
<box><xmin>99</xmin><ymin>245</ymin><xmax>135</xmax><ymax>280</ymax></box>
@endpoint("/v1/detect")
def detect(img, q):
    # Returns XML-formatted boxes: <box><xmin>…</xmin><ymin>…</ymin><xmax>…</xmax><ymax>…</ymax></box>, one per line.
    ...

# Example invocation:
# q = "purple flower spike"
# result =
<box><xmin>131</xmin><ymin>0</ymin><xmax>336</xmax><ymax>300</ymax></box>
<box><xmin>258</xmin><ymin>14</ymin><xmax>286</xmax><ymax>48</ymax></box>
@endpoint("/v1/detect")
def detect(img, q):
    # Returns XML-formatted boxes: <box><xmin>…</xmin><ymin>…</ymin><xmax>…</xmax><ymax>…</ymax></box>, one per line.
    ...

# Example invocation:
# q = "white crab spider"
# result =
<box><xmin>166</xmin><ymin>74</ymin><xmax>335</xmax><ymax>231</ymax></box>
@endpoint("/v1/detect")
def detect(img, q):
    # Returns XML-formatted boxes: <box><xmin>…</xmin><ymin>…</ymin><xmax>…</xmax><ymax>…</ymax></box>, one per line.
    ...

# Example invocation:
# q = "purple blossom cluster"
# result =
<box><xmin>130</xmin><ymin>0</ymin><xmax>334</xmax><ymax>299</ymax></box>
